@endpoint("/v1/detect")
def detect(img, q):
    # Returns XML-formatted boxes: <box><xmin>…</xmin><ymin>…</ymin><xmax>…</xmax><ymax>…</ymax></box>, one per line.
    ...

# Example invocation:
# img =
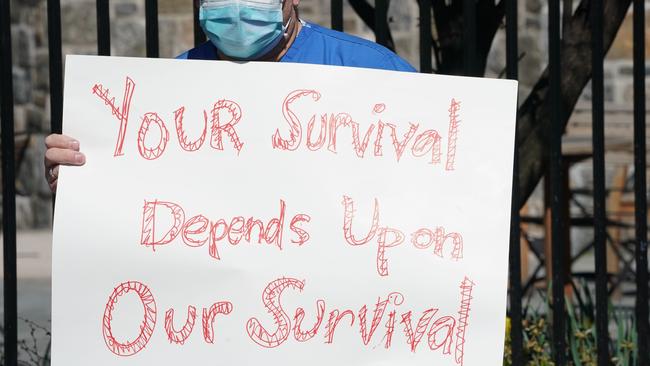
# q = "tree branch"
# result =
<box><xmin>347</xmin><ymin>0</ymin><xmax>396</xmax><ymax>51</ymax></box>
<box><xmin>516</xmin><ymin>0</ymin><xmax>632</xmax><ymax>205</ymax></box>
<box><xmin>432</xmin><ymin>0</ymin><xmax>504</xmax><ymax>75</ymax></box>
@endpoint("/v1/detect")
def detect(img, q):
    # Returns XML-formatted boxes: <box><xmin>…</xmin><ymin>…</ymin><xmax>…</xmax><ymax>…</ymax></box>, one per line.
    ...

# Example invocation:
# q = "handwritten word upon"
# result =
<box><xmin>140</xmin><ymin>199</ymin><xmax>311</xmax><ymax>259</ymax></box>
<box><xmin>92</xmin><ymin>77</ymin><xmax>244</xmax><ymax>160</ymax></box>
<box><xmin>272</xmin><ymin>90</ymin><xmax>462</xmax><ymax>170</ymax></box>
<box><xmin>102</xmin><ymin>276</ymin><xmax>475</xmax><ymax>365</ymax></box>
<box><xmin>342</xmin><ymin>196</ymin><xmax>463</xmax><ymax>277</ymax></box>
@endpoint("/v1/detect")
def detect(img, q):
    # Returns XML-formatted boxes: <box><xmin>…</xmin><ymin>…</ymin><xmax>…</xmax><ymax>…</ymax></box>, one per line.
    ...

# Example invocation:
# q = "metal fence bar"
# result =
<box><xmin>462</xmin><ymin>0</ymin><xmax>476</xmax><ymax>76</ymax></box>
<box><xmin>0</xmin><ymin>0</ymin><xmax>17</xmax><ymax>364</ymax></box>
<box><xmin>374</xmin><ymin>0</ymin><xmax>388</xmax><ymax>47</ymax></box>
<box><xmin>419</xmin><ymin>0</ymin><xmax>432</xmax><ymax>73</ymax></box>
<box><xmin>633</xmin><ymin>0</ymin><xmax>649</xmax><ymax>363</ymax></box>
<box><xmin>331</xmin><ymin>0</ymin><xmax>343</xmax><ymax>31</ymax></box>
<box><xmin>548</xmin><ymin>0</ymin><xmax>566</xmax><ymax>364</ymax></box>
<box><xmin>505</xmin><ymin>0</ymin><xmax>523</xmax><ymax>364</ymax></box>
<box><xmin>97</xmin><ymin>0</ymin><xmax>111</xmax><ymax>56</ymax></box>
<box><xmin>590</xmin><ymin>1</ymin><xmax>609</xmax><ymax>364</ymax></box>
<box><xmin>47</xmin><ymin>0</ymin><xmax>63</xmax><ymax>134</ymax></box>
<box><xmin>193</xmin><ymin>0</ymin><xmax>206</xmax><ymax>46</ymax></box>
<box><xmin>145</xmin><ymin>0</ymin><xmax>159</xmax><ymax>58</ymax></box>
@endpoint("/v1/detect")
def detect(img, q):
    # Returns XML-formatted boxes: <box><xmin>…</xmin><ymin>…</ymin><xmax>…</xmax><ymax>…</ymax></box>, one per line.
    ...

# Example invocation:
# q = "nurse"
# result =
<box><xmin>44</xmin><ymin>0</ymin><xmax>415</xmax><ymax>192</ymax></box>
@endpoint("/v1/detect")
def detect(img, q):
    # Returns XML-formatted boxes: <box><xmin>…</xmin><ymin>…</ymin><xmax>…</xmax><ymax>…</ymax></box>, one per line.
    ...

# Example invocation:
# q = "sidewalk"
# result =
<box><xmin>0</xmin><ymin>230</ymin><xmax>52</xmax><ymax>280</ymax></box>
<box><xmin>0</xmin><ymin>229</ymin><xmax>53</xmax><ymax>361</ymax></box>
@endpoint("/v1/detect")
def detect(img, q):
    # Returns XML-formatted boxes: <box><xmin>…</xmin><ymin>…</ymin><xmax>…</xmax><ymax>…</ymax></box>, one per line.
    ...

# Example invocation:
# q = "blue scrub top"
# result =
<box><xmin>177</xmin><ymin>22</ymin><xmax>416</xmax><ymax>73</ymax></box>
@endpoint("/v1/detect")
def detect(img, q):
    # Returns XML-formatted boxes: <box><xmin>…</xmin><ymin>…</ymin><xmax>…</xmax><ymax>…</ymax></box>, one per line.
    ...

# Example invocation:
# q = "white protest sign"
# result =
<box><xmin>52</xmin><ymin>55</ymin><xmax>517</xmax><ymax>366</ymax></box>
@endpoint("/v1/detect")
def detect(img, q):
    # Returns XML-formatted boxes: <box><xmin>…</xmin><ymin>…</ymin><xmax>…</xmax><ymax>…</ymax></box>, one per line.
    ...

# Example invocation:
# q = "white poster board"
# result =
<box><xmin>52</xmin><ymin>55</ymin><xmax>518</xmax><ymax>366</ymax></box>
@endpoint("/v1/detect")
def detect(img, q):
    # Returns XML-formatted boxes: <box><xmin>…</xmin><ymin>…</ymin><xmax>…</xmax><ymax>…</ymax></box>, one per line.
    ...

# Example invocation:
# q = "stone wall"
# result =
<box><xmin>9</xmin><ymin>0</ymin><xmax>52</xmax><ymax>229</ymax></box>
<box><xmin>4</xmin><ymin>0</ymin><xmax>649</xmax><ymax>229</ymax></box>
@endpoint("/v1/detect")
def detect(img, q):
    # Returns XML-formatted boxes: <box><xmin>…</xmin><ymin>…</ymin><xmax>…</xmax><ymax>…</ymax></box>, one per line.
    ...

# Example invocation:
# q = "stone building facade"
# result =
<box><xmin>4</xmin><ymin>0</ymin><xmax>649</xmax><ymax>229</ymax></box>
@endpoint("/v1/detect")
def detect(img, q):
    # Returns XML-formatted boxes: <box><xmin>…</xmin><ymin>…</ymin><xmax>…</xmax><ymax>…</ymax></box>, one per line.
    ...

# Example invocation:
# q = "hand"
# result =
<box><xmin>44</xmin><ymin>134</ymin><xmax>86</xmax><ymax>193</ymax></box>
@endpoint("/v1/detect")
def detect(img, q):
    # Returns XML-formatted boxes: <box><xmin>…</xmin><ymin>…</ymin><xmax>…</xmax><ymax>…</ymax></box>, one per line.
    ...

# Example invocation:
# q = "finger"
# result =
<box><xmin>45</xmin><ymin>165</ymin><xmax>58</xmax><ymax>192</ymax></box>
<box><xmin>45</xmin><ymin>165</ymin><xmax>59</xmax><ymax>184</ymax></box>
<box><xmin>45</xmin><ymin>148</ymin><xmax>86</xmax><ymax>168</ymax></box>
<box><xmin>44</xmin><ymin>134</ymin><xmax>80</xmax><ymax>151</ymax></box>
<box><xmin>49</xmin><ymin>179</ymin><xmax>57</xmax><ymax>194</ymax></box>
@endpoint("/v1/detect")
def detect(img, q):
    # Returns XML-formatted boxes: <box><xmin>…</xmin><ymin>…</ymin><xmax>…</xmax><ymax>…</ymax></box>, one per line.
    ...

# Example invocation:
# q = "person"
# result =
<box><xmin>44</xmin><ymin>0</ymin><xmax>415</xmax><ymax>192</ymax></box>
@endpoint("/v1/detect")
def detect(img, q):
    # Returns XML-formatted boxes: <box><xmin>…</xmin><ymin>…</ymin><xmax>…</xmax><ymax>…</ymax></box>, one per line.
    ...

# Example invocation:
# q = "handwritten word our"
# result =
<box><xmin>343</xmin><ymin>196</ymin><xmax>463</xmax><ymax>277</ymax></box>
<box><xmin>102</xmin><ymin>276</ymin><xmax>475</xmax><ymax>366</ymax></box>
<box><xmin>92</xmin><ymin>77</ymin><xmax>461</xmax><ymax>169</ymax></box>
<box><xmin>140</xmin><ymin>199</ymin><xmax>311</xmax><ymax>259</ymax></box>
<box><xmin>102</xmin><ymin>280</ymin><xmax>233</xmax><ymax>356</ymax></box>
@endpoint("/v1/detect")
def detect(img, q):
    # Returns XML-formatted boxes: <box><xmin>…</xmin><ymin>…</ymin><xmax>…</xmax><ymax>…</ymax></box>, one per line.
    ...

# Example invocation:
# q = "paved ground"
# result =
<box><xmin>0</xmin><ymin>230</ymin><xmax>52</xmax><ymax>364</ymax></box>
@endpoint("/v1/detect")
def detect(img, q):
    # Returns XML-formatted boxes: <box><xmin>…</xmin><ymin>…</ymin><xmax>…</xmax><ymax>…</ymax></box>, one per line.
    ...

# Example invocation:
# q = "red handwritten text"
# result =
<box><xmin>102</xmin><ymin>281</ymin><xmax>233</xmax><ymax>356</ymax></box>
<box><xmin>342</xmin><ymin>196</ymin><xmax>463</xmax><ymax>277</ymax></box>
<box><xmin>140</xmin><ymin>199</ymin><xmax>311</xmax><ymax>259</ymax></box>
<box><xmin>93</xmin><ymin>77</ymin><xmax>244</xmax><ymax>159</ymax></box>
<box><xmin>246</xmin><ymin>276</ymin><xmax>474</xmax><ymax>364</ymax></box>
<box><xmin>272</xmin><ymin>90</ymin><xmax>460</xmax><ymax>168</ymax></box>
<box><xmin>102</xmin><ymin>276</ymin><xmax>474</xmax><ymax>364</ymax></box>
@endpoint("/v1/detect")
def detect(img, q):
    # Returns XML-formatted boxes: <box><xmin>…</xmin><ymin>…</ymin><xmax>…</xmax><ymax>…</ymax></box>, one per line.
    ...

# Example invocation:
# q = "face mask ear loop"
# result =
<box><xmin>283</xmin><ymin>16</ymin><xmax>292</xmax><ymax>36</ymax></box>
<box><xmin>282</xmin><ymin>2</ymin><xmax>297</xmax><ymax>38</ymax></box>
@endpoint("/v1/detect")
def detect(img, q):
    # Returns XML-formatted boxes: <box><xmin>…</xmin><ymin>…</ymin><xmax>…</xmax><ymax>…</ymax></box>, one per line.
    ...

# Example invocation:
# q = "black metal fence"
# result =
<box><xmin>0</xmin><ymin>1</ymin><xmax>648</xmax><ymax>365</ymax></box>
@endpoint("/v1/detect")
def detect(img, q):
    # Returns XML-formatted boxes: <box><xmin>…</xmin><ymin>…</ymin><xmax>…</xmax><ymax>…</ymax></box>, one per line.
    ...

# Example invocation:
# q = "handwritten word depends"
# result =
<box><xmin>140</xmin><ymin>199</ymin><xmax>311</xmax><ymax>259</ymax></box>
<box><xmin>93</xmin><ymin>78</ymin><xmax>461</xmax><ymax>168</ymax></box>
<box><xmin>102</xmin><ymin>276</ymin><xmax>475</xmax><ymax>365</ymax></box>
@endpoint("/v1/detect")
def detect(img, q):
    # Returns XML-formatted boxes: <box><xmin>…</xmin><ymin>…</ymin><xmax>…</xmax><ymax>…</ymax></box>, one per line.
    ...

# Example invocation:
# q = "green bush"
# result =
<box><xmin>504</xmin><ymin>284</ymin><xmax>637</xmax><ymax>366</ymax></box>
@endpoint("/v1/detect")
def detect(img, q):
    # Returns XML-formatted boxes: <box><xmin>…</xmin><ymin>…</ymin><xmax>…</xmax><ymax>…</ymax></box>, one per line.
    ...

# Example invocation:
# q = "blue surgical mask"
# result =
<box><xmin>199</xmin><ymin>0</ymin><xmax>287</xmax><ymax>60</ymax></box>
